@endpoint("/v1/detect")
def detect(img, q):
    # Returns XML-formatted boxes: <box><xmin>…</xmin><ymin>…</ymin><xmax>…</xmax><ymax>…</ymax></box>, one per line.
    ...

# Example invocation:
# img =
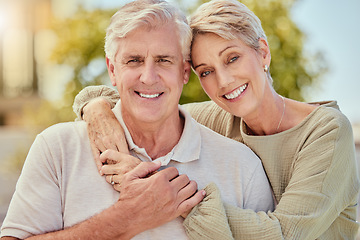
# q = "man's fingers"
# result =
<box><xmin>177</xmin><ymin>189</ymin><xmax>206</xmax><ymax>216</ymax></box>
<box><xmin>170</xmin><ymin>174</ymin><xmax>190</xmax><ymax>191</ymax></box>
<box><xmin>157</xmin><ymin>166</ymin><xmax>179</xmax><ymax>182</ymax></box>
<box><xmin>176</xmin><ymin>180</ymin><xmax>198</xmax><ymax>202</ymax></box>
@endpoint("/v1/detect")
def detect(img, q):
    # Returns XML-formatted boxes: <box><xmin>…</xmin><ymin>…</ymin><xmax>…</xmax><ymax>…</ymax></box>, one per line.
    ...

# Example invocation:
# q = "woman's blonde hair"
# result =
<box><xmin>190</xmin><ymin>0</ymin><xmax>272</xmax><ymax>81</ymax></box>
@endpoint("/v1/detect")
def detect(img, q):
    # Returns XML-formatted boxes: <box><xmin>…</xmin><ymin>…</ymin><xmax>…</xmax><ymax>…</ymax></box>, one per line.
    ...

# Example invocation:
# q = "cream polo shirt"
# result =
<box><xmin>113</xmin><ymin>100</ymin><xmax>274</xmax><ymax>239</ymax></box>
<box><xmin>1</xmin><ymin>100</ymin><xmax>274</xmax><ymax>240</ymax></box>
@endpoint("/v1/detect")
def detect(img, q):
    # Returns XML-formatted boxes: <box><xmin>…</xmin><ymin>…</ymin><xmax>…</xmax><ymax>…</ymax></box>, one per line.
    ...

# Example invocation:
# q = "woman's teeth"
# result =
<box><xmin>139</xmin><ymin>93</ymin><xmax>161</xmax><ymax>99</ymax></box>
<box><xmin>224</xmin><ymin>83</ymin><xmax>248</xmax><ymax>100</ymax></box>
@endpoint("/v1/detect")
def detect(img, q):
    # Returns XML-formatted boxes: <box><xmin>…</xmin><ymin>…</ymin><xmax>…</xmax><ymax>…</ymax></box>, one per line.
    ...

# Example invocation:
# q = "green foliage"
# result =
<box><xmin>248</xmin><ymin>0</ymin><xmax>327</xmax><ymax>100</ymax></box>
<box><xmin>50</xmin><ymin>8</ymin><xmax>116</xmax><ymax>107</ymax></box>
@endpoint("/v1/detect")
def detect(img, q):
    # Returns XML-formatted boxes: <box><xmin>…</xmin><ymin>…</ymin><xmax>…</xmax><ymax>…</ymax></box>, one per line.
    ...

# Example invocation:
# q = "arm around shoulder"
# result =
<box><xmin>73</xmin><ymin>85</ymin><xmax>120</xmax><ymax>120</ymax></box>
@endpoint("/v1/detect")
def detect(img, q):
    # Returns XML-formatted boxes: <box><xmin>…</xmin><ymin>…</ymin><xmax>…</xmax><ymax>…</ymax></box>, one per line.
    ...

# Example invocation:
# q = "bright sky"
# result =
<box><xmin>52</xmin><ymin>0</ymin><xmax>360</xmax><ymax>124</ymax></box>
<box><xmin>291</xmin><ymin>0</ymin><xmax>360</xmax><ymax>124</ymax></box>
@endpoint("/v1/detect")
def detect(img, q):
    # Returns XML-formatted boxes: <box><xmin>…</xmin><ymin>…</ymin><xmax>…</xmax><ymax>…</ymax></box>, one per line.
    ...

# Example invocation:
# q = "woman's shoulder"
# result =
<box><xmin>305</xmin><ymin>100</ymin><xmax>353</xmax><ymax>136</ymax></box>
<box><xmin>312</xmin><ymin>101</ymin><xmax>350</xmax><ymax>125</ymax></box>
<box><xmin>182</xmin><ymin>101</ymin><xmax>238</xmax><ymax>137</ymax></box>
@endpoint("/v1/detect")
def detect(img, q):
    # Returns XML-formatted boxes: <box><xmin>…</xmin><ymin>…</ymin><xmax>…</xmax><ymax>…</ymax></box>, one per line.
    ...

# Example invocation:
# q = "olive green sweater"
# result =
<box><xmin>73</xmin><ymin>86</ymin><xmax>359</xmax><ymax>239</ymax></box>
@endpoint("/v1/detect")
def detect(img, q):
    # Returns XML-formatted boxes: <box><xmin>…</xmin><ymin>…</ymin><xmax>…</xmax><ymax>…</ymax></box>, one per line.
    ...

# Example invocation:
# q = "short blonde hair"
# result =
<box><xmin>190</xmin><ymin>0</ymin><xmax>272</xmax><ymax>82</ymax></box>
<box><xmin>190</xmin><ymin>0</ymin><xmax>266</xmax><ymax>49</ymax></box>
<box><xmin>105</xmin><ymin>0</ymin><xmax>191</xmax><ymax>62</ymax></box>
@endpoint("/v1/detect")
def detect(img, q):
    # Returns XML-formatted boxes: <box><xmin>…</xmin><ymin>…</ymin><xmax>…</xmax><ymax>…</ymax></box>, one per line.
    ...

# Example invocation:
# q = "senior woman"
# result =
<box><xmin>73</xmin><ymin>0</ymin><xmax>359</xmax><ymax>239</ymax></box>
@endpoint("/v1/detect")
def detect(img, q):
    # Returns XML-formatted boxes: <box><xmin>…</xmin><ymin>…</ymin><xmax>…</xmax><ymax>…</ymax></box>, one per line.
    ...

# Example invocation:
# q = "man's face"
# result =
<box><xmin>107</xmin><ymin>23</ymin><xmax>190</xmax><ymax>125</ymax></box>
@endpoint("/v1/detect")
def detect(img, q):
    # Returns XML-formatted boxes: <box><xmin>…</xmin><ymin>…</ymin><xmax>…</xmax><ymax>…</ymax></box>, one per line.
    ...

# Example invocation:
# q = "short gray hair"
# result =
<box><xmin>190</xmin><ymin>0</ymin><xmax>272</xmax><ymax>82</ymax></box>
<box><xmin>105</xmin><ymin>0</ymin><xmax>191</xmax><ymax>62</ymax></box>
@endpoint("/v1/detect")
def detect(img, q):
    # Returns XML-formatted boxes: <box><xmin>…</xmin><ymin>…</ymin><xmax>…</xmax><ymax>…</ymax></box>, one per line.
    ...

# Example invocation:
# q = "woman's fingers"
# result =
<box><xmin>90</xmin><ymin>143</ymin><xmax>102</xmax><ymax>172</ymax></box>
<box><xmin>100</xmin><ymin>150</ymin><xmax>140</xmax><ymax>164</ymax></box>
<box><xmin>100</xmin><ymin>150</ymin><xmax>142</xmax><ymax>186</ymax></box>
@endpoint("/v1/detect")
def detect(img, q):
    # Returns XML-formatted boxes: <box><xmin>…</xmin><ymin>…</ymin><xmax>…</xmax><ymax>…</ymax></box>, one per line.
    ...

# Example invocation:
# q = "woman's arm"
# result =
<box><xmin>73</xmin><ymin>86</ymin><xmax>125</xmax><ymax>171</ymax></box>
<box><xmin>73</xmin><ymin>85</ymin><xmax>119</xmax><ymax>120</ymax></box>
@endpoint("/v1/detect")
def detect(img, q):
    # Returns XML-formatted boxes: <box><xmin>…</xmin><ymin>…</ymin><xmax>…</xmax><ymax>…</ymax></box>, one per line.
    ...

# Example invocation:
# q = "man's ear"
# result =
<box><xmin>183</xmin><ymin>61</ymin><xmax>191</xmax><ymax>84</ymax></box>
<box><xmin>258</xmin><ymin>38</ymin><xmax>271</xmax><ymax>67</ymax></box>
<box><xmin>106</xmin><ymin>57</ymin><xmax>116</xmax><ymax>86</ymax></box>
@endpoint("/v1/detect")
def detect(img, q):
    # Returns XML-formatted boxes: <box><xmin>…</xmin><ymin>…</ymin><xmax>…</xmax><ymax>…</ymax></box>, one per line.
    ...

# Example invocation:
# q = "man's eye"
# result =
<box><xmin>200</xmin><ymin>70</ymin><xmax>211</xmax><ymax>78</ymax></box>
<box><xmin>127</xmin><ymin>59</ymin><xmax>139</xmax><ymax>64</ymax></box>
<box><xmin>158</xmin><ymin>58</ymin><xmax>171</xmax><ymax>63</ymax></box>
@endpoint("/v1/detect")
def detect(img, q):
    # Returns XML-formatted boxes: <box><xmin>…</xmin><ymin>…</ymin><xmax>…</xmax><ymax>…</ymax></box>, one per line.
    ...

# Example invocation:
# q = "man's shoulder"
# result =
<box><xmin>39</xmin><ymin>121</ymin><xmax>88</xmax><ymax>143</ymax></box>
<box><xmin>196</xmin><ymin>120</ymin><xmax>255</xmax><ymax>156</ymax></box>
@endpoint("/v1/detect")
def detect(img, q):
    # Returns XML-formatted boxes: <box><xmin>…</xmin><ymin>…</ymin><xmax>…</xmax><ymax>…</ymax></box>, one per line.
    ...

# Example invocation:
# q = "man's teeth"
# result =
<box><xmin>139</xmin><ymin>93</ymin><xmax>160</xmax><ymax>99</ymax></box>
<box><xmin>224</xmin><ymin>84</ymin><xmax>248</xmax><ymax>100</ymax></box>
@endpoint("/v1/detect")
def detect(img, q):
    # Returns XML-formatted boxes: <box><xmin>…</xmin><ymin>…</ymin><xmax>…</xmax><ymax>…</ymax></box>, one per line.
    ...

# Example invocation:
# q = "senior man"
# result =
<box><xmin>1</xmin><ymin>0</ymin><xmax>274</xmax><ymax>239</ymax></box>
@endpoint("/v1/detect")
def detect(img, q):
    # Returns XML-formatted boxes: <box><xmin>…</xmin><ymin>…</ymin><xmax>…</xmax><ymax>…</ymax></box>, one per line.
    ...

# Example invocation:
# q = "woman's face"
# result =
<box><xmin>191</xmin><ymin>33</ymin><xmax>270</xmax><ymax>118</ymax></box>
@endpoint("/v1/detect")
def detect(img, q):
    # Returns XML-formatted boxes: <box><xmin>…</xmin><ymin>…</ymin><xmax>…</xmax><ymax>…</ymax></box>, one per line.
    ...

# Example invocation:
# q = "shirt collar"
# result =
<box><xmin>112</xmin><ymin>100</ymin><xmax>201</xmax><ymax>166</ymax></box>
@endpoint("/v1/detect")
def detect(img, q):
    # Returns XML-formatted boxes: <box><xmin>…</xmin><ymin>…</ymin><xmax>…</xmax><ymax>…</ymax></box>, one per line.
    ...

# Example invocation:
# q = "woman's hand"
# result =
<box><xmin>83</xmin><ymin>97</ymin><xmax>129</xmax><ymax>171</ymax></box>
<box><xmin>100</xmin><ymin>150</ymin><xmax>142</xmax><ymax>191</ymax></box>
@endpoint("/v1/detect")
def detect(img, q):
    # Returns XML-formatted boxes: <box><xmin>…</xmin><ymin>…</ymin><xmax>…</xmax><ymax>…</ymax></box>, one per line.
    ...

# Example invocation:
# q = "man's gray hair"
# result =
<box><xmin>105</xmin><ymin>0</ymin><xmax>191</xmax><ymax>62</ymax></box>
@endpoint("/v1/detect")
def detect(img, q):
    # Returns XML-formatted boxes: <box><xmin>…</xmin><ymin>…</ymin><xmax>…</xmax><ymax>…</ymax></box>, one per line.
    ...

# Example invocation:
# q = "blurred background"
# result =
<box><xmin>0</xmin><ymin>0</ymin><xmax>359</xmax><ymax>235</ymax></box>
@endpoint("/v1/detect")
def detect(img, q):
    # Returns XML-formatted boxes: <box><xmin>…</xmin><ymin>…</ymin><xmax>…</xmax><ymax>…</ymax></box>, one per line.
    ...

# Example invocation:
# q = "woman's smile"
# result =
<box><xmin>223</xmin><ymin>83</ymin><xmax>248</xmax><ymax>100</ymax></box>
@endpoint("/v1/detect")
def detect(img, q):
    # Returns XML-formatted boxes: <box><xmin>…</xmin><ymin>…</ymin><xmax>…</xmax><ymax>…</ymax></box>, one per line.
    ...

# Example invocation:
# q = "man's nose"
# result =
<box><xmin>140</xmin><ymin>61</ymin><xmax>159</xmax><ymax>85</ymax></box>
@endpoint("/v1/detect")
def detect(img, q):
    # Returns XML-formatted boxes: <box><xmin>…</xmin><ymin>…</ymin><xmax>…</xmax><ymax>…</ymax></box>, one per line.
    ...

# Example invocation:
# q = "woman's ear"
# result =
<box><xmin>258</xmin><ymin>38</ymin><xmax>271</xmax><ymax>66</ymax></box>
<box><xmin>106</xmin><ymin>57</ymin><xmax>116</xmax><ymax>86</ymax></box>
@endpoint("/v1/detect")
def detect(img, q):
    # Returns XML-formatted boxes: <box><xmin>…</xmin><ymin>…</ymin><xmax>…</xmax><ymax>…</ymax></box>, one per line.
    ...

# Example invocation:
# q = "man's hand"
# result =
<box><xmin>83</xmin><ymin>97</ymin><xmax>129</xmax><ymax>171</ymax></box>
<box><xmin>117</xmin><ymin>161</ymin><xmax>206</xmax><ymax>233</ymax></box>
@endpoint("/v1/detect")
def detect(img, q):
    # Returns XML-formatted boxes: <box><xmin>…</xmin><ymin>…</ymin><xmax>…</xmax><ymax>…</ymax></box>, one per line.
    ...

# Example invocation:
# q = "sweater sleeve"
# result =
<box><xmin>183</xmin><ymin>183</ymin><xmax>234</xmax><ymax>240</ymax></box>
<box><xmin>72</xmin><ymin>85</ymin><xmax>120</xmax><ymax>120</ymax></box>
<box><xmin>184</xmin><ymin>108</ymin><xmax>360</xmax><ymax>239</ymax></box>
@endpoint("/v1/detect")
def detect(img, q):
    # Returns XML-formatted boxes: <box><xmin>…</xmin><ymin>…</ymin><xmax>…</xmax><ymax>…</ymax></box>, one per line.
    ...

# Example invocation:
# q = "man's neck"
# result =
<box><xmin>123</xmin><ymin>112</ymin><xmax>185</xmax><ymax>160</ymax></box>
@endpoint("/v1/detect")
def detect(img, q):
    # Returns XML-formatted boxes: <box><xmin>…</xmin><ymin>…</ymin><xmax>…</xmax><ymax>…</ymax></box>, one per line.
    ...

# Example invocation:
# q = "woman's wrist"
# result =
<box><xmin>82</xmin><ymin>97</ymin><xmax>112</xmax><ymax>120</ymax></box>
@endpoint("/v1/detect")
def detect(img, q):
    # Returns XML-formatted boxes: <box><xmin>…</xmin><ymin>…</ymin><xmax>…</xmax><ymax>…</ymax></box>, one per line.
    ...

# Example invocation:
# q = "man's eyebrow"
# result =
<box><xmin>155</xmin><ymin>55</ymin><xmax>176</xmax><ymax>60</ymax></box>
<box><xmin>122</xmin><ymin>54</ymin><xmax>142</xmax><ymax>59</ymax></box>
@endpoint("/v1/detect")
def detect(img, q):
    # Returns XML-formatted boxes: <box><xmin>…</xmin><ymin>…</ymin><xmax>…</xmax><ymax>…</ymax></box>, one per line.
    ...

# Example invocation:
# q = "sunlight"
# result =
<box><xmin>0</xmin><ymin>10</ymin><xmax>7</xmax><ymax>33</ymax></box>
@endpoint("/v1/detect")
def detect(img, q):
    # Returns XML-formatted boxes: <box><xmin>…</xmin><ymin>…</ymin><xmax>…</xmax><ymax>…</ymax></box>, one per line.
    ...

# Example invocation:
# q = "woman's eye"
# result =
<box><xmin>229</xmin><ymin>56</ymin><xmax>238</xmax><ymax>63</ymax></box>
<box><xmin>200</xmin><ymin>70</ymin><xmax>211</xmax><ymax>78</ymax></box>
